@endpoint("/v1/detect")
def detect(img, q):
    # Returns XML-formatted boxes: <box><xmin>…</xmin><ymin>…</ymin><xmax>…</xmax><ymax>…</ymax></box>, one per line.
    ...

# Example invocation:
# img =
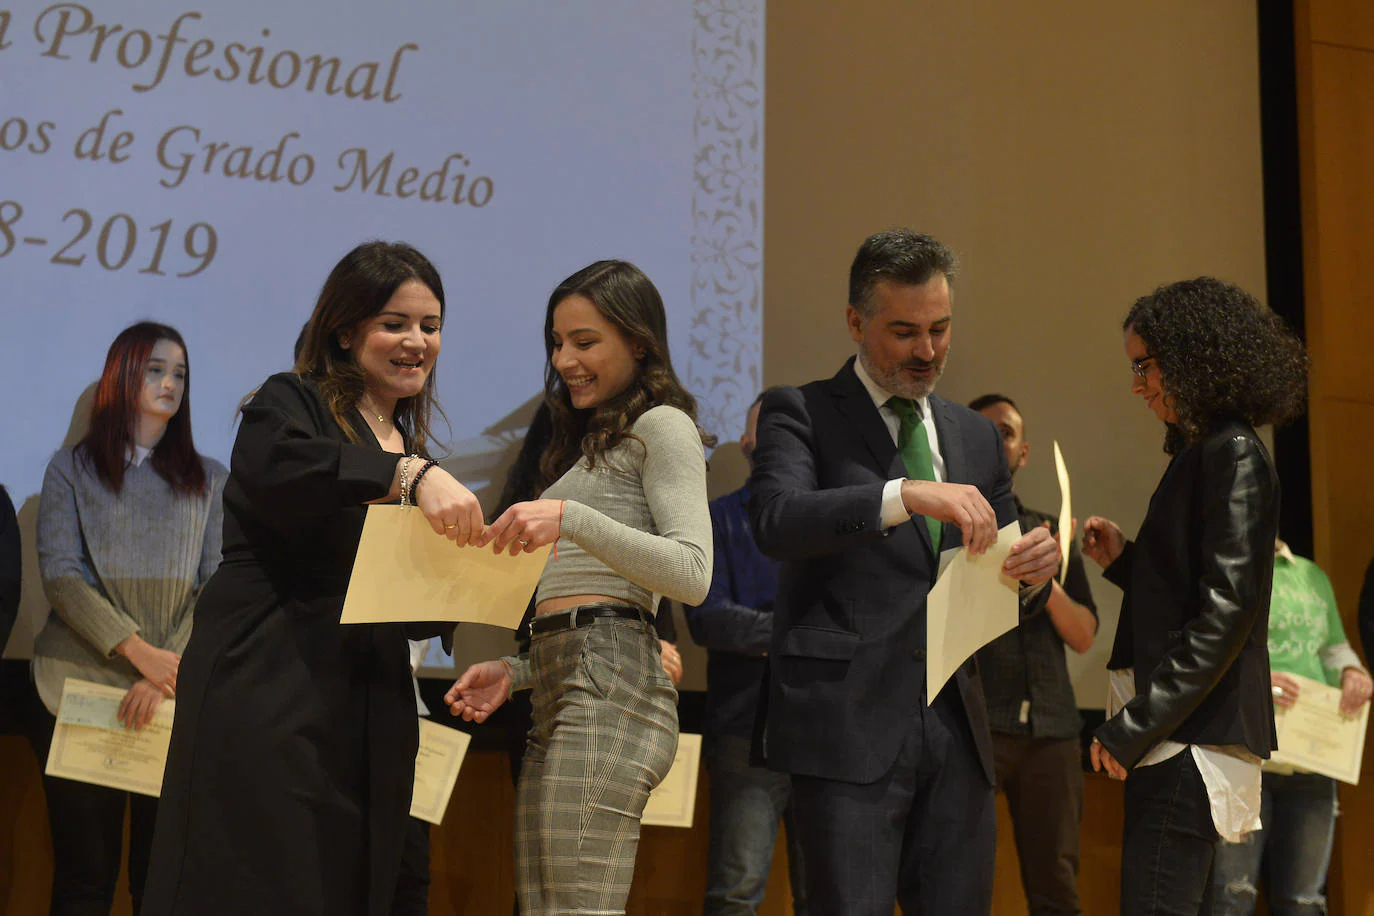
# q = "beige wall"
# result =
<box><xmin>756</xmin><ymin>0</ymin><xmax>1268</xmax><ymax>706</ymax></box>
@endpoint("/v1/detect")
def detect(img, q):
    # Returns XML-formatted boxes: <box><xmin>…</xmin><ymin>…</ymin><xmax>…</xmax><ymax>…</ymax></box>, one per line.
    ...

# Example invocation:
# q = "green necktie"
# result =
<box><xmin>889</xmin><ymin>397</ymin><xmax>941</xmax><ymax>552</ymax></box>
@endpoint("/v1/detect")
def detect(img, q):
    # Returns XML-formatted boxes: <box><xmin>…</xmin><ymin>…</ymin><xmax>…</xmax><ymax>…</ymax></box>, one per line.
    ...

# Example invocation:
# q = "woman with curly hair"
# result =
<box><xmin>1081</xmin><ymin>277</ymin><xmax>1308</xmax><ymax>915</ymax></box>
<box><xmin>444</xmin><ymin>260</ymin><xmax>713</xmax><ymax>916</ymax></box>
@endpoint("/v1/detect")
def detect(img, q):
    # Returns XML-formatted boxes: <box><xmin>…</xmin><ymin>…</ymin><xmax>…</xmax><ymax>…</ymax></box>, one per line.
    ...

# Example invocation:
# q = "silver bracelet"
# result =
<box><xmin>399</xmin><ymin>455</ymin><xmax>416</xmax><ymax>507</ymax></box>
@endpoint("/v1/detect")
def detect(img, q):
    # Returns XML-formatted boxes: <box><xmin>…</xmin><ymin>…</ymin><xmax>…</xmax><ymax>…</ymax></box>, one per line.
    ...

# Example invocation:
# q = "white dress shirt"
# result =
<box><xmin>1108</xmin><ymin>669</ymin><xmax>1262</xmax><ymax>843</ymax></box>
<box><xmin>409</xmin><ymin>639</ymin><xmax>430</xmax><ymax>716</ymax></box>
<box><xmin>851</xmin><ymin>357</ymin><xmax>944</xmax><ymax>530</ymax></box>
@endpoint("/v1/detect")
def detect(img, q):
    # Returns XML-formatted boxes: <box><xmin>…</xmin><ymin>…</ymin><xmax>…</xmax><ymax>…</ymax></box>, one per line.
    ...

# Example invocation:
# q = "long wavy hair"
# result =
<box><xmin>538</xmin><ymin>260</ymin><xmax>714</xmax><ymax>488</ymax></box>
<box><xmin>1125</xmin><ymin>277</ymin><xmax>1309</xmax><ymax>455</ymax></box>
<box><xmin>294</xmin><ymin>241</ymin><xmax>446</xmax><ymax>455</ymax></box>
<box><xmin>78</xmin><ymin>322</ymin><xmax>207</xmax><ymax>495</ymax></box>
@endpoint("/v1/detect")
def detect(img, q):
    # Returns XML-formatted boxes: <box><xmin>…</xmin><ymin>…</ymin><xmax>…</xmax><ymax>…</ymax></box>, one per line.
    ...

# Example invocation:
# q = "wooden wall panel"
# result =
<box><xmin>1310</xmin><ymin>0</ymin><xmax>1374</xmax><ymax>51</ymax></box>
<box><xmin>1297</xmin><ymin>1</ymin><xmax>1374</xmax><ymax>913</ymax></box>
<box><xmin>1305</xmin><ymin>44</ymin><xmax>1374</xmax><ymax>404</ymax></box>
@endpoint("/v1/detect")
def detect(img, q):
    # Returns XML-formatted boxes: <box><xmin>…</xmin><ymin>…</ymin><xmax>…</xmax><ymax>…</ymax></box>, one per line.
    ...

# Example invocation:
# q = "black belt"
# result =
<box><xmin>530</xmin><ymin>603</ymin><xmax>652</xmax><ymax>636</ymax></box>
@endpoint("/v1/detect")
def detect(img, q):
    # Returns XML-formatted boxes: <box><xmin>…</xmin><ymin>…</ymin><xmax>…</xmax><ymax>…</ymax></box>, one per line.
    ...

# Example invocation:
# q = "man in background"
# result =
<box><xmin>970</xmin><ymin>394</ymin><xmax>1097</xmax><ymax>916</ymax></box>
<box><xmin>686</xmin><ymin>390</ymin><xmax>807</xmax><ymax>916</ymax></box>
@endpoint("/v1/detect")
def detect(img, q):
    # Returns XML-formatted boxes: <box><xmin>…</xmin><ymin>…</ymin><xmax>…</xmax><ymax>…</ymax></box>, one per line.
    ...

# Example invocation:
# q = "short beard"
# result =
<box><xmin>859</xmin><ymin>345</ymin><xmax>947</xmax><ymax>400</ymax></box>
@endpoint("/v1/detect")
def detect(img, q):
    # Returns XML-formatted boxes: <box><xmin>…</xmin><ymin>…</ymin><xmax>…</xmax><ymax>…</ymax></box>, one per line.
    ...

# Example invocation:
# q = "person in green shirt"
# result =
<box><xmin>1210</xmin><ymin>540</ymin><xmax>1373</xmax><ymax>915</ymax></box>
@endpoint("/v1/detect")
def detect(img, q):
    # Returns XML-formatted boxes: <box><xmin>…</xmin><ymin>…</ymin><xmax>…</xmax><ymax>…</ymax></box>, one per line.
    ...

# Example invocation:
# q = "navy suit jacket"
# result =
<box><xmin>748</xmin><ymin>358</ymin><xmax>1020</xmax><ymax>787</ymax></box>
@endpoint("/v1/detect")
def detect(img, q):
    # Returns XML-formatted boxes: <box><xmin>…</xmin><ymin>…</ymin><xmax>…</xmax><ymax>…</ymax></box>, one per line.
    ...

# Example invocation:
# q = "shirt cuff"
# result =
<box><xmin>880</xmin><ymin>478</ymin><xmax>911</xmax><ymax>530</ymax></box>
<box><xmin>1320</xmin><ymin>641</ymin><xmax>1367</xmax><ymax>675</ymax></box>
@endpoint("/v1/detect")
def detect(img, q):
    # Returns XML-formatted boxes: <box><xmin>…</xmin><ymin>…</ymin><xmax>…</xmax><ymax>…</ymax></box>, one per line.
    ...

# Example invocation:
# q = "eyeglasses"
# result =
<box><xmin>1130</xmin><ymin>356</ymin><xmax>1156</xmax><ymax>381</ymax></box>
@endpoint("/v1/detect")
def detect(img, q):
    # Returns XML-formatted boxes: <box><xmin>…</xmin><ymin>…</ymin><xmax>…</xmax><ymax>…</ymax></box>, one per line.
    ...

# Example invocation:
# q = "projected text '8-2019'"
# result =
<box><xmin>0</xmin><ymin>201</ymin><xmax>216</xmax><ymax>278</ymax></box>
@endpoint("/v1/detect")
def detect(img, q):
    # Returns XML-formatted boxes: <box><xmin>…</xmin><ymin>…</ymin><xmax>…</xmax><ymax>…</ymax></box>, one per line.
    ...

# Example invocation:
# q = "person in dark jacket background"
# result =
<box><xmin>0</xmin><ymin>486</ymin><xmax>18</xmax><ymax>659</ymax></box>
<box><xmin>1082</xmin><ymin>277</ymin><xmax>1308</xmax><ymax>916</ymax></box>
<box><xmin>686</xmin><ymin>389</ymin><xmax>808</xmax><ymax>916</ymax></box>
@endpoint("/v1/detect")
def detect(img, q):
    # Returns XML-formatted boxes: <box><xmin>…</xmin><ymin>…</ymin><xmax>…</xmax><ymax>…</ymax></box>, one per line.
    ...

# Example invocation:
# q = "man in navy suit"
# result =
<box><xmin>748</xmin><ymin>229</ymin><xmax>1062</xmax><ymax>915</ymax></box>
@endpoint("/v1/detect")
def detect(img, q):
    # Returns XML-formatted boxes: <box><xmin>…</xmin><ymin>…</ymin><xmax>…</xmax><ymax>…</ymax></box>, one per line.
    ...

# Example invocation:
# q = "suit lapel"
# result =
<box><xmin>830</xmin><ymin>358</ymin><xmax>906</xmax><ymax>481</ymax></box>
<box><xmin>831</xmin><ymin>359</ymin><xmax>936</xmax><ymax>561</ymax></box>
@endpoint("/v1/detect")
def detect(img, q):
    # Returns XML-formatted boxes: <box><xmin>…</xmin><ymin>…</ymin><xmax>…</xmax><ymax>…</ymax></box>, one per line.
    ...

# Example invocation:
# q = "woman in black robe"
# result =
<box><xmin>143</xmin><ymin>241</ymin><xmax>484</xmax><ymax>916</ymax></box>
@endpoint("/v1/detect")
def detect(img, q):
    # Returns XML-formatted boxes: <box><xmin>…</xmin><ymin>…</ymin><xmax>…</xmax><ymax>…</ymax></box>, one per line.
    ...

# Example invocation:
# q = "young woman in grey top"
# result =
<box><xmin>32</xmin><ymin>321</ymin><xmax>227</xmax><ymax>916</ymax></box>
<box><xmin>446</xmin><ymin>260</ymin><xmax>713</xmax><ymax>916</ymax></box>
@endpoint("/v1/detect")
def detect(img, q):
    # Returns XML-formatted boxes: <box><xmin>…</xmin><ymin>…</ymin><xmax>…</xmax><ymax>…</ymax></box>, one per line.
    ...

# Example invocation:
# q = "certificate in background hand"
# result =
<box><xmin>46</xmin><ymin>678</ymin><xmax>174</xmax><ymax>797</ymax></box>
<box><xmin>641</xmin><ymin>732</ymin><xmax>702</xmax><ymax>828</ymax></box>
<box><xmin>926</xmin><ymin>521</ymin><xmax>1021</xmax><ymax>705</ymax></box>
<box><xmin>341</xmin><ymin>505</ymin><xmax>551</xmax><ymax>628</ymax></box>
<box><xmin>410</xmin><ymin>718</ymin><xmax>472</xmax><ymax>825</ymax></box>
<box><xmin>1269</xmin><ymin>672</ymin><xmax>1369</xmax><ymax>785</ymax></box>
<box><xmin>1052</xmin><ymin>440</ymin><xmax>1072</xmax><ymax>584</ymax></box>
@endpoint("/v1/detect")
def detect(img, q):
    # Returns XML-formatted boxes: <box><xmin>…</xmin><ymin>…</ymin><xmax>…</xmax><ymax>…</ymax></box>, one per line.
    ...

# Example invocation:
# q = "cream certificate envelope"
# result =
<box><xmin>641</xmin><ymin>732</ymin><xmax>702</xmax><ymax>828</ymax></box>
<box><xmin>341</xmin><ymin>505</ymin><xmax>551</xmax><ymax>628</ymax></box>
<box><xmin>1052</xmin><ymin>441</ymin><xmax>1072</xmax><ymax>584</ymax></box>
<box><xmin>1270</xmin><ymin>673</ymin><xmax>1369</xmax><ymax>785</ymax></box>
<box><xmin>410</xmin><ymin>718</ymin><xmax>472</xmax><ymax>825</ymax></box>
<box><xmin>926</xmin><ymin>521</ymin><xmax>1022</xmax><ymax>704</ymax></box>
<box><xmin>46</xmin><ymin>678</ymin><xmax>174</xmax><ymax>797</ymax></box>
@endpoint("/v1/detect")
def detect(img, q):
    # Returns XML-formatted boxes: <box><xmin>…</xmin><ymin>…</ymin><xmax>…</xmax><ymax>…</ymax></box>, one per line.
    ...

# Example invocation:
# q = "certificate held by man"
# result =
<box><xmin>46</xmin><ymin>679</ymin><xmax>175</xmax><ymax>797</ymax></box>
<box><xmin>341</xmin><ymin>504</ymin><xmax>551</xmax><ymax>628</ymax></box>
<box><xmin>926</xmin><ymin>520</ymin><xmax>1022</xmax><ymax>703</ymax></box>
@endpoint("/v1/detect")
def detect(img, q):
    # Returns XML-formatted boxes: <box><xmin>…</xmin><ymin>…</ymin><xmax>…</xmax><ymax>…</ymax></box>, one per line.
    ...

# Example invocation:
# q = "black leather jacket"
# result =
<box><xmin>1095</xmin><ymin>420</ymin><xmax>1279</xmax><ymax>769</ymax></box>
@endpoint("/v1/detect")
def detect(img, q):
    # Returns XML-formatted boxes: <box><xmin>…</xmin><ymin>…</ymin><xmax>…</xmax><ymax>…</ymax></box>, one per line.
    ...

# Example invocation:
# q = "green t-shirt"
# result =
<box><xmin>1268</xmin><ymin>552</ymin><xmax>1349</xmax><ymax>687</ymax></box>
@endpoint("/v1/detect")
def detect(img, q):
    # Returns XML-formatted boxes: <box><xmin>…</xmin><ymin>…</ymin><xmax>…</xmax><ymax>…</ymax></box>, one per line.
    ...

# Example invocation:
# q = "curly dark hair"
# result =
<box><xmin>539</xmin><ymin>260</ymin><xmax>714</xmax><ymax>489</ymax></box>
<box><xmin>1125</xmin><ymin>277</ymin><xmax>1308</xmax><ymax>454</ymax></box>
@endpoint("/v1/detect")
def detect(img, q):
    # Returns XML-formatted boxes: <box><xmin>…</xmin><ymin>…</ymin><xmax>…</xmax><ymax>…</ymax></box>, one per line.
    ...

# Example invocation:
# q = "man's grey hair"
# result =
<box><xmin>848</xmin><ymin>229</ymin><xmax>959</xmax><ymax>318</ymax></box>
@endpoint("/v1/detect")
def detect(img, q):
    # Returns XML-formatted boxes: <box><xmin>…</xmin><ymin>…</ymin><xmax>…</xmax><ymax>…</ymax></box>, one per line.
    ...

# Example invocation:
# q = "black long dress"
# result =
<box><xmin>143</xmin><ymin>372</ymin><xmax>422</xmax><ymax>916</ymax></box>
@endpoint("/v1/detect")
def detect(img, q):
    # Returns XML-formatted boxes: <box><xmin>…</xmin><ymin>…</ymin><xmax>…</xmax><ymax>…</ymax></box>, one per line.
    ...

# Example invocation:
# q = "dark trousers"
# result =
<box><xmin>789</xmin><ymin>689</ymin><xmax>995</xmax><ymax>916</ymax></box>
<box><xmin>28</xmin><ymin>710</ymin><xmax>159</xmax><ymax>916</ymax></box>
<box><xmin>703</xmin><ymin>733</ymin><xmax>807</xmax><ymax>916</ymax></box>
<box><xmin>390</xmin><ymin>817</ymin><xmax>431</xmax><ymax>916</ymax></box>
<box><xmin>1121</xmin><ymin>749</ymin><xmax>1219</xmax><ymax>916</ymax></box>
<box><xmin>992</xmin><ymin>733</ymin><xmax>1083</xmax><ymax>915</ymax></box>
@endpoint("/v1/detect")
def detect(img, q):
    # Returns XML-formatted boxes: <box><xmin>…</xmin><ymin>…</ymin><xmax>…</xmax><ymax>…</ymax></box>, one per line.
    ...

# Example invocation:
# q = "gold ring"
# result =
<box><xmin>518</xmin><ymin>539</ymin><xmax>530</xmax><ymax>546</ymax></box>
<box><xmin>444</xmin><ymin>524</ymin><xmax>457</xmax><ymax>530</ymax></box>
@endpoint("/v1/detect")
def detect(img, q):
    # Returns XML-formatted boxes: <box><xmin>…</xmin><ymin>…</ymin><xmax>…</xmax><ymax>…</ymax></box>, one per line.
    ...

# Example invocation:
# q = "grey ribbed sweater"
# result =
<box><xmin>506</xmin><ymin>405</ymin><xmax>712</xmax><ymax>690</ymax></box>
<box><xmin>32</xmin><ymin>446</ymin><xmax>227</xmax><ymax>713</ymax></box>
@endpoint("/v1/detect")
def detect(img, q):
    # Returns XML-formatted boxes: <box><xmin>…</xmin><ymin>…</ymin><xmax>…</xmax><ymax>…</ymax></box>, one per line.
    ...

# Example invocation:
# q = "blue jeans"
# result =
<box><xmin>1211</xmin><ymin>771</ymin><xmax>1338</xmax><ymax>915</ymax></box>
<box><xmin>703</xmin><ymin>734</ymin><xmax>807</xmax><ymax>916</ymax></box>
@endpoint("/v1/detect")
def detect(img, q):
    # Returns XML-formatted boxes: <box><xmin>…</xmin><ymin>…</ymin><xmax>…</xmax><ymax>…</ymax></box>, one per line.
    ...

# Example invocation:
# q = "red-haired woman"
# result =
<box><xmin>31</xmin><ymin>321</ymin><xmax>227</xmax><ymax>916</ymax></box>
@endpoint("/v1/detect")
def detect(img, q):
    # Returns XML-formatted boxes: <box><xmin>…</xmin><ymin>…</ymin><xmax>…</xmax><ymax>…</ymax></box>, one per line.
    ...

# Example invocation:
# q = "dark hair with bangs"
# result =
<box><xmin>1125</xmin><ymin>277</ymin><xmax>1309</xmax><ymax>455</ymax></box>
<box><xmin>78</xmin><ymin>321</ymin><xmax>207</xmax><ymax>495</ymax></box>
<box><xmin>294</xmin><ymin>240</ymin><xmax>446</xmax><ymax>455</ymax></box>
<box><xmin>538</xmin><ymin>260</ymin><xmax>714</xmax><ymax>489</ymax></box>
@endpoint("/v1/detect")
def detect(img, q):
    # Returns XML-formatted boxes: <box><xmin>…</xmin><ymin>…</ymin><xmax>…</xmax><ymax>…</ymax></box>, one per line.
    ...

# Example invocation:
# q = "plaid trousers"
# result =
<box><xmin>517</xmin><ymin>616</ymin><xmax>679</xmax><ymax>916</ymax></box>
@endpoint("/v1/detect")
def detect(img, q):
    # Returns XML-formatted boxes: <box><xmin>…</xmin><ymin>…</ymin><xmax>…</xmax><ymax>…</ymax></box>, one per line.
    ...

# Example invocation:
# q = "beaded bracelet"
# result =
<box><xmin>409</xmin><ymin>459</ymin><xmax>439</xmax><ymax>505</ymax></box>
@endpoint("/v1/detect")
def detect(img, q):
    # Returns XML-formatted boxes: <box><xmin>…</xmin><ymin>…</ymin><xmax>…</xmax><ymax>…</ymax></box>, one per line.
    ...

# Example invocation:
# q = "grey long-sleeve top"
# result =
<box><xmin>506</xmin><ymin>405</ymin><xmax>712</xmax><ymax>689</ymax></box>
<box><xmin>33</xmin><ymin>446</ymin><xmax>227</xmax><ymax>713</ymax></box>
